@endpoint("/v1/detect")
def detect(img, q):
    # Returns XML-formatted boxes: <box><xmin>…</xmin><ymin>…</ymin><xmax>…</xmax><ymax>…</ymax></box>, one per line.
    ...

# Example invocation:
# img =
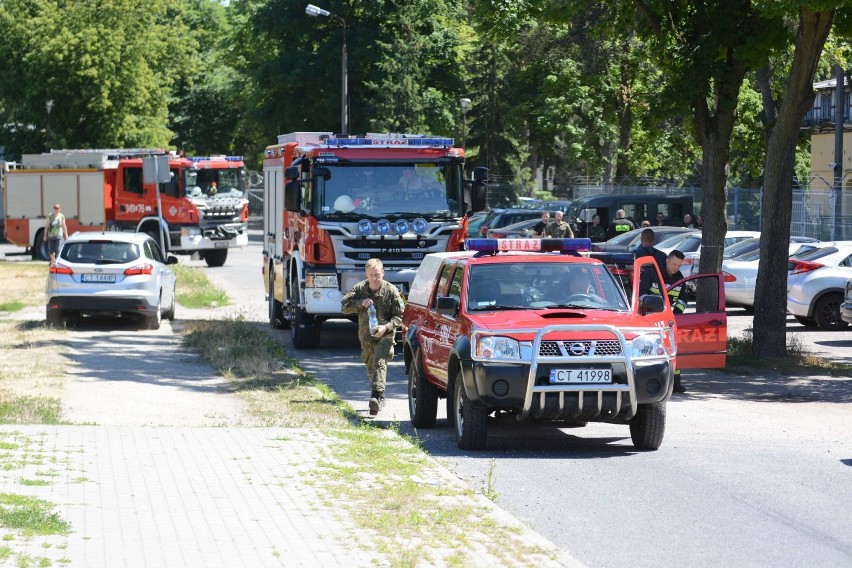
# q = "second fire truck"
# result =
<box><xmin>262</xmin><ymin>132</ymin><xmax>488</xmax><ymax>348</ymax></box>
<box><xmin>3</xmin><ymin>149</ymin><xmax>249</xmax><ymax>267</ymax></box>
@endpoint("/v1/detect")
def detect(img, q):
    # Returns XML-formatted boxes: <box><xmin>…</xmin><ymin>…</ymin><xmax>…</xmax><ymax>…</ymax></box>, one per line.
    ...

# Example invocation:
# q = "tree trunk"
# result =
<box><xmin>616</xmin><ymin>51</ymin><xmax>634</xmax><ymax>180</ymax></box>
<box><xmin>753</xmin><ymin>8</ymin><xmax>834</xmax><ymax>358</ymax></box>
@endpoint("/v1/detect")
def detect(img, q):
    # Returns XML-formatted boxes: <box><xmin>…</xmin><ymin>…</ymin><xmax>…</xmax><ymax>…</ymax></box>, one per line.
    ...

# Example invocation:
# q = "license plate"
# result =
<box><xmin>549</xmin><ymin>368</ymin><xmax>612</xmax><ymax>384</ymax></box>
<box><xmin>81</xmin><ymin>273</ymin><xmax>116</xmax><ymax>283</ymax></box>
<box><xmin>214</xmin><ymin>241</ymin><xmax>229</xmax><ymax>248</ymax></box>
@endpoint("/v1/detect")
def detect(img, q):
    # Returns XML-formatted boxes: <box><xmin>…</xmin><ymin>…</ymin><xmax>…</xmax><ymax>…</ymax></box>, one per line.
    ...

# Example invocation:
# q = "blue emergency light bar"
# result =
<box><xmin>324</xmin><ymin>137</ymin><xmax>454</xmax><ymax>147</ymax></box>
<box><xmin>186</xmin><ymin>156</ymin><xmax>244</xmax><ymax>162</ymax></box>
<box><xmin>465</xmin><ymin>238</ymin><xmax>592</xmax><ymax>254</ymax></box>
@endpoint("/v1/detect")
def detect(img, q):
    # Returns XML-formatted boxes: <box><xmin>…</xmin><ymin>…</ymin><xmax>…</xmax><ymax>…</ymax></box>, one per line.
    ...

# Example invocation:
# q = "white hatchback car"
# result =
<box><xmin>657</xmin><ymin>230</ymin><xmax>760</xmax><ymax>276</ymax></box>
<box><xmin>46</xmin><ymin>232</ymin><xmax>178</xmax><ymax>329</ymax></box>
<box><xmin>786</xmin><ymin>242</ymin><xmax>852</xmax><ymax>330</ymax></box>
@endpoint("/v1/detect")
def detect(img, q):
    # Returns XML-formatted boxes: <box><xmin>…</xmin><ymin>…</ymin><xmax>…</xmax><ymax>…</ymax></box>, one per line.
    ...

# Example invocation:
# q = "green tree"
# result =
<box><xmin>0</xmin><ymin>0</ymin><xmax>191</xmax><ymax>155</ymax></box>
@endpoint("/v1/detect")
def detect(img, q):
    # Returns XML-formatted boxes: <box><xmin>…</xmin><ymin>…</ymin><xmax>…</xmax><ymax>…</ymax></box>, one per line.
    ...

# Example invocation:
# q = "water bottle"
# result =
<box><xmin>367</xmin><ymin>303</ymin><xmax>379</xmax><ymax>335</ymax></box>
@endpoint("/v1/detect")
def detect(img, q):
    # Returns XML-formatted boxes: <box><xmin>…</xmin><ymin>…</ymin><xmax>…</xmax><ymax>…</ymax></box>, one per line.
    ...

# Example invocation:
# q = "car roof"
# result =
<box><xmin>66</xmin><ymin>231</ymin><xmax>148</xmax><ymax>244</ymax></box>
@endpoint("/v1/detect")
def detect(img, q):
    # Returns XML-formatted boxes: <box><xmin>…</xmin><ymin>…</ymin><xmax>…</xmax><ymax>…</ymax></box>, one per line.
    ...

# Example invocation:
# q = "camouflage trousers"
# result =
<box><xmin>360</xmin><ymin>335</ymin><xmax>395</xmax><ymax>395</ymax></box>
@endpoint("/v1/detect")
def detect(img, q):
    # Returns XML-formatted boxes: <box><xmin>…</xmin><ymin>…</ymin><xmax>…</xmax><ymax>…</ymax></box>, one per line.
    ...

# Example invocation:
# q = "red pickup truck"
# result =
<box><xmin>401</xmin><ymin>238</ymin><xmax>727</xmax><ymax>450</ymax></box>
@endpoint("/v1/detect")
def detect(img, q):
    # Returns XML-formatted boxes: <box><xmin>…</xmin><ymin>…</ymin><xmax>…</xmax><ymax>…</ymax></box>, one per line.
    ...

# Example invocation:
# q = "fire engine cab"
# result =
<box><xmin>402</xmin><ymin>238</ymin><xmax>728</xmax><ymax>450</ymax></box>
<box><xmin>3</xmin><ymin>149</ymin><xmax>249</xmax><ymax>267</ymax></box>
<box><xmin>262</xmin><ymin>132</ymin><xmax>488</xmax><ymax>348</ymax></box>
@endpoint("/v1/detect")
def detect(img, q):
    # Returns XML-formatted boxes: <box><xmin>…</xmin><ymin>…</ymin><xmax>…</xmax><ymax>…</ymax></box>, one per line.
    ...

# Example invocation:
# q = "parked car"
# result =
<box><xmin>477</xmin><ymin>208</ymin><xmax>545</xmax><ymax>237</ymax></box>
<box><xmin>722</xmin><ymin>240</ymin><xmax>823</xmax><ymax>310</ymax></box>
<box><xmin>786</xmin><ymin>242</ymin><xmax>852</xmax><ymax>330</ymax></box>
<box><xmin>657</xmin><ymin>230</ymin><xmax>760</xmax><ymax>276</ymax></box>
<box><xmin>486</xmin><ymin>218</ymin><xmax>540</xmax><ymax>239</ymax></box>
<box><xmin>722</xmin><ymin>235</ymin><xmax>818</xmax><ymax>261</ymax></box>
<box><xmin>467</xmin><ymin>211</ymin><xmax>488</xmax><ymax>238</ymax></box>
<box><xmin>591</xmin><ymin>226</ymin><xmax>694</xmax><ymax>253</ymax></box>
<box><xmin>46</xmin><ymin>231</ymin><xmax>178</xmax><ymax>330</ymax></box>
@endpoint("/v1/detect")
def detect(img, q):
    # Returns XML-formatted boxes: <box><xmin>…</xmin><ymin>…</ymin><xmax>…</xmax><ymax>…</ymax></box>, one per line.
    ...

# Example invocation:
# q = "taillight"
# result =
<box><xmin>491</xmin><ymin>232</ymin><xmax>506</xmax><ymax>238</ymax></box>
<box><xmin>723</xmin><ymin>272</ymin><xmax>736</xmax><ymax>282</ymax></box>
<box><xmin>124</xmin><ymin>264</ymin><xmax>154</xmax><ymax>276</ymax></box>
<box><xmin>788</xmin><ymin>260</ymin><xmax>823</xmax><ymax>275</ymax></box>
<box><xmin>49</xmin><ymin>263</ymin><xmax>73</xmax><ymax>275</ymax></box>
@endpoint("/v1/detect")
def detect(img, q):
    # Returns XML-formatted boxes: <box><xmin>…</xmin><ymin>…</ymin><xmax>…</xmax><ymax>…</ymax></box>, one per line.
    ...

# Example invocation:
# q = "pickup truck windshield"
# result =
<box><xmin>468</xmin><ymin>262</ymin><xmax>629</xmax><ymax>311</ymax></box>
<box><xmin>313</xmin><ymin>162</ymin><xmax>465</xmax><ymax>220</ymax></box>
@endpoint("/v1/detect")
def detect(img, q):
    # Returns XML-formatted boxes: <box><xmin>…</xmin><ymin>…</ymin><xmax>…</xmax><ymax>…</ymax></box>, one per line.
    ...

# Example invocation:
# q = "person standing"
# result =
<box><xmin>586</xmin><ymin>214</ymin><xmax>607</xmax><ymax>242</ymax></box>
<box><xmin>43</xmin><ymin>203</ymin><xmax>69</xmax><ymax>264</ymax></box>
<box><xmin>606</xmin><ymin>209</ymin><xmax>636</xmax><ymax>240</ymax></box>
<box><xmin>639</xmin><ymin>249</ymin><xmax>687</xmax><ymax>393</ymax></box>
<box><xmin>532</xmin><ymin>211</ymin><xmax>551</xmax><ymax>237</ymax></box>
<box><xmin>683</xmin><ymin>213</ymin><xmax>695</xmax><ymax>228</ymax></box>
<box><xmin>340</xmin><ymin>258</ymin><xmax>405</xmax><ymax>415</ymax></box>
<box><xmin>545</xmin><ymin>210</ymin><xmax>574</xmax><ymax>238</ymax></box>
<box><xmin>634</xmin><ymin>228</ymin><xmax>667</xmax><ymax>273</ymax></box>
<box><xmin>654</xmin><ymin>212</ymin><xmax>666</xmax><ymax>226</ymax></box>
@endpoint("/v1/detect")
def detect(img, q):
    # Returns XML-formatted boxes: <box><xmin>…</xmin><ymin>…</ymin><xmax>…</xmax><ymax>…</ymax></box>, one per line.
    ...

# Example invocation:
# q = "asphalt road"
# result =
<box><xmin>209</xmin><ymin>244</ymin><xmax>852</xmax><ymax>568</ymax></box>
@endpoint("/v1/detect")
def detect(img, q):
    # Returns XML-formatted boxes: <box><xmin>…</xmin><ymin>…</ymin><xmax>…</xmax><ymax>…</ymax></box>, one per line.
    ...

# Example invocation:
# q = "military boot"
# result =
<box><xmin>369</xmin><ymin>390</ymin><xmax>380</xmax><ymax>416</ymax></box>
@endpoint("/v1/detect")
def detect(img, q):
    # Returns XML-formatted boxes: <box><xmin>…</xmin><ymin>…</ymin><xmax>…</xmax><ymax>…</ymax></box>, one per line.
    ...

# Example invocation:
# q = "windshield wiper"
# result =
<box><xmin>470</xmin><ymin>304</ymin><xmax>527</xmax><ymax>311</ymax></box>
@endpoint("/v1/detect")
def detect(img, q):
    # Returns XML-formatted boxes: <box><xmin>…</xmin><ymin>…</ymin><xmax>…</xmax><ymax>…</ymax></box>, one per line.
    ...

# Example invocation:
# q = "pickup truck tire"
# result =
<box><xmin>204</xmin><ymin>248</ymin><xmax>228</xmax><ymax>267</ymax></box>
<box><xmin>408</xmin><ymin>362</ymin><xmax>438</xmax><ymax>428</ymax></box>
<box><xmin>289</xmin><ymin>274</ymin><xmax>320</xmax><ymax>348</ymax></box>
<box><xmin>813</xmin><ymin>293</ymin><xmax>847</xmax><ymax>331</ymax></box>
<box><xmin>453</xmin><ymin>372</ymin><xmax>487</xmax><ymax>450</ymax></box>
<box><xmin>629</xmin><ymin>402</ymin><xmax>666</xmax><ymax>450</ymax></box>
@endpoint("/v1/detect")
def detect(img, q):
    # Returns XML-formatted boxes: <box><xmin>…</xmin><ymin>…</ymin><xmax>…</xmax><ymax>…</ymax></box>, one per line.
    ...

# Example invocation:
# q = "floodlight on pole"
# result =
<box><xmin>306</xmin><ymin>4</ymin><xmax>349</xmax><ymax>135</ymax></box>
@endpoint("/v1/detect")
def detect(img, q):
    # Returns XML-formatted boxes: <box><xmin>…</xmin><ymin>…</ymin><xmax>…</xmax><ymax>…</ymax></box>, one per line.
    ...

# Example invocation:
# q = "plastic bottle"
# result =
<box><xmin>367</xmin><ymin>303</ymin><xmax>379</xmax><ymax>335</ymax></box>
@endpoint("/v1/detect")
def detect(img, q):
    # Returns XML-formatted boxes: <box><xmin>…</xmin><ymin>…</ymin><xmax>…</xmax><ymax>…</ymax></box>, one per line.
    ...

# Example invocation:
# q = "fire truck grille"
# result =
<box><xmin>344</xmin><ymin>251</ymin><xmax>428</xmax><ymax>262</ymax></box>
<box><xmin>539</xmin><ymin>340</ymin><xmax>622</xmax><ymax>357</ymax></box>
<box><xmin>343</xmin><ymin>239</ymin><xmax>438</xmax><ymax>249</ymax></box>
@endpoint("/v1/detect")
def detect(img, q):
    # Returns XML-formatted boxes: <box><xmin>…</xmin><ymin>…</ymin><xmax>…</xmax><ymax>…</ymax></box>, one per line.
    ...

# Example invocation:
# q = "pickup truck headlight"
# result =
<box><xmin>630</xmin><ymin>334</ymin><xmax>667</xmax><ymax>358</ymax></box>
<box><xmin>477</xmin><ymin>336</ymin><xmax>521</xmax><ymax>360</ymax></box>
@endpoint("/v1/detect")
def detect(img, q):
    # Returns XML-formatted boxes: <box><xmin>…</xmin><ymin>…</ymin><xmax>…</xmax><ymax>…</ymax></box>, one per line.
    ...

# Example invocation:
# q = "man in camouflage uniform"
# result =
<box><xmin>544</xmin><ymin>210</ymin><xmax>574</xmax><ymax>238</ymax></box>
<box><xmin>341</xmin><ymin>258</ymin><xmax>405</xmax><ymax>415</ymax></box>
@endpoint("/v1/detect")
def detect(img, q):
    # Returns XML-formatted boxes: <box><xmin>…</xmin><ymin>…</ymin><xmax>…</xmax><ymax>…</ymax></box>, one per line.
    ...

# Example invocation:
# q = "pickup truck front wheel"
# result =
<box><xmin>408</xmin><ymin>362</ymin><xmax>438</xmax><ymax>428</ymax></box>
<box><xmin>453</xmin><ymin>372</ymin><xmax>487</xmax><ymax>450</ymax></box>
<box><xmin>629</xmin><ymin>402</ymin><xmax>666</xmax><ymax>450</ymax></box>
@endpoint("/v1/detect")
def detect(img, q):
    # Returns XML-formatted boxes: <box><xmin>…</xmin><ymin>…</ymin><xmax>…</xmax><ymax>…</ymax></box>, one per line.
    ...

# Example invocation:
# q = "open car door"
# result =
<box><xmin>670</xmin><ymin>274</ymin><xmax>727</xmax><ymax>369</ymax></box>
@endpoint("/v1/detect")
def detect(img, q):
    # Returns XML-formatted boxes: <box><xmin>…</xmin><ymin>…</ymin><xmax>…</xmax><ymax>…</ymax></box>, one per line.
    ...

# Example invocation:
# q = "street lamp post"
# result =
<box><xmin>306</xmin><ymin>4</ymin><xmax>348</xmax><ymax>135</ymax></box>
<box><xmin>45</xmin><ymin>100</ymin><xmax>54</xmax><ymax>150</ymax></box>
<box><xmin>459</xmin><ymin>97</ymin><xmax>471</xmax><ymax>150</ymax></box>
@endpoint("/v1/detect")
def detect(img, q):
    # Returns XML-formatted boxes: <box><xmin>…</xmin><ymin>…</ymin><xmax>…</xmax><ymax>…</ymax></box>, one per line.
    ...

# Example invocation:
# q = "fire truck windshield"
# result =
<box><xmin>184</xmin><ymin>168</ymin><xmax>246</xmax><ymax>198</ymax></box>
<box><xmin>314</xmin><ymin>162</ymin><xmax>464</xmax><ymax>220</ymax></box>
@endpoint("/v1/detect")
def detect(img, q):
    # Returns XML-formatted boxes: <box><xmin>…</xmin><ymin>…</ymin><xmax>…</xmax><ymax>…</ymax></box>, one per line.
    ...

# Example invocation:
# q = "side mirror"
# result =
<box><xmin>639</xmin><ymin>294</ymin><xmax>665</xmax><ymax>315</ymax></box>
<box><xmin>436</xmin><ymin>296</ymin><xmax>459</xmax><ymax>316</ymax></box>
<box><xmin>166</xmin><ymin>255</ymin><xmax>179</xmax><ymax>265</ymax></box>
<box><xmin>470</xmin><ymin>166</ymin><xmax>488</xmax><ymax>212</ymax></box>
<box><xmin>312</xmin><ymin>166</ymin><xmax>331</xmax><ymax>181</ymax></box>
<box><xmin>284</xmin><ymin>166</ymin><xmax>300</xmax><ymax>180</ymax></box>
<box><xmin>284</xmin><ymin>180</ymin><xmax>300</xmax><ymax>212</ymax></box>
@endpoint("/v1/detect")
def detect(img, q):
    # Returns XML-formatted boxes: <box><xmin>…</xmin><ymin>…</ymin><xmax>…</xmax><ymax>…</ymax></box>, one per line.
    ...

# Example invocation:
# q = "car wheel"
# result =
<box><xmin>629</xmin><ymin>402</ymin><xmax>666</xmax><ymax>450</ymax></box>
<box><xmin>453</xmin><ymin>371</ymin><xmax>487</xmax><ymax>450</ymax></box>
<box><xmin>408</xmin><ymin>361</ymin><xmax>438</xmax><ymax>428</ymax></box>
<box><xmin>793</xmin><ymin>315</ymin><xmax>817</xmax><ymax>327</ymax></box>
<box><xmin>163</xmin><ymin>288</ymin><xmax>176</xmax><ymax>321</ymax></box>
<box><xmin>269</xmin><ymin>275</ymin><xmax>288</xmax><ymax>330</ymax></box>
<box><xmin>144</xmin><ymin>296</ymin><xmax>162</xmax><ymax>330</ymax></box>
<box><xmin>813</xmin><ymin>293</ymin><xmax>848</xmax><ymax>331</ymax></box>
<box><xmin>205</xmin><ymin>248</ymin><xmax>228</xmax><ymax>267</ymax></box>
<box><xmin>289</xmin><ymin>274</ymin><xmax>320</xmax><ymax>348</ymax></box>
<box><xmin>46</xmin><ymin>307</ymin><xmax>62</xmax><ymax>328</ymax></box>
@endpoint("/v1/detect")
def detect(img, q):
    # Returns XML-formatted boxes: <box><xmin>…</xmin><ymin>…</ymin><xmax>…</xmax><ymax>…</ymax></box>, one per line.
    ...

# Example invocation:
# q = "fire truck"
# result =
<box><xmin>4</xmin><ymin>149</ymin><xmax>249</xmax><ymax>266</ymax></box>
<box><xmin>262</xmin><ymin>132</ymin><xmax>488</xmax><ymax>348</ymax></box>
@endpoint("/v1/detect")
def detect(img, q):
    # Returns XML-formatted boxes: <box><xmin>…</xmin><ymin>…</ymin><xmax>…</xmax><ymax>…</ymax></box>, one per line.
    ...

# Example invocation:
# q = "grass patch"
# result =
<box><xmin>173</xmin><ymin>264</ymin><xmax>230</xmax><ymax>308</ymax></box>
<box><xmin>19</xmin><ymin>480</ymin><xmax>49</xmax><ymax>487</ymax></box>
<box><xmin>182</xmin><ymin>316</ymin><xmax>352</xmax><ymax>428</ymax></box>
<box><xmin>0</xmin><ymin>493</ymin><xmax>70</xmax><ymax>536</ymax></box>
<box><xmin>727</xmin><ymin>332</ymin><xmax>852</xmax><ymax>376</ymax></box>
<box><xmin>0</xmin><ymin>263</ymin><xmax>45</xmax><ymax>311</ymax></box>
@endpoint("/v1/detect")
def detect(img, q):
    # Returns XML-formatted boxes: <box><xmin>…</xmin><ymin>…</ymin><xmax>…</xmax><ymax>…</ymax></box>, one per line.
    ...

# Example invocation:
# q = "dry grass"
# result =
<box><xmin>0</xmin><ymin>263</ymin><xmax>45</xmax><ymax>312</ymax></box>
<box><xmin>727</xmin><ymin>331</ymin><xmax>852</xmax><ymax>375</ymax></box>
<box><xmin>0</xmin><ymin>321</ymin><xmax>65</xmax><ymax>423</ymax></box>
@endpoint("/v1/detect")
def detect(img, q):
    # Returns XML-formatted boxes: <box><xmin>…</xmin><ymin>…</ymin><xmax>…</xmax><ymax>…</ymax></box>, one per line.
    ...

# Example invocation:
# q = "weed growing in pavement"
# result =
<box><xmin>0</xmin><ymin>493</ymin><xmax>70</xmax><ymax>536</ymax></box>
<box><xmin>172</xmin><ymin>264</ymin><xmax>230</xmax><ymax>308</ymax></box>
<box><xmin>483</xmin><ymin>459</ymin><xmax>499</xmax><ymax>502</ymax></box>
<box><xmin>727</xmin><ymin>331</ymin><xmax>852</xmax><ymax>376</ymax></box>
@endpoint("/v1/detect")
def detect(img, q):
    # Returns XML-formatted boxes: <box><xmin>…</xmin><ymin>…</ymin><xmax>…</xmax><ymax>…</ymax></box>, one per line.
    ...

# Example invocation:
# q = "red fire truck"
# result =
<box><xmin>262</xmin><ymin>132</ymin><xmax>488</xmax><ymax>348</ymax></box>
<box><xmin>4</xmin><ymin>149</ymin><xmax>249</xmax><ymax>266</ymax></box>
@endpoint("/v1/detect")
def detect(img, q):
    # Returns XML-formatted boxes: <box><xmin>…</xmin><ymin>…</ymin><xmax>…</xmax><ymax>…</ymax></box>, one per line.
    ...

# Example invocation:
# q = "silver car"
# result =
<box><xmin>46</xmin><ymin>231</ymin><xmax>178</xmax><ymax>329</ymax></box>
<box><xmin>786</xmin><ymin>242</ymin><xmax>852</xmax><ymax>330</ymax></box>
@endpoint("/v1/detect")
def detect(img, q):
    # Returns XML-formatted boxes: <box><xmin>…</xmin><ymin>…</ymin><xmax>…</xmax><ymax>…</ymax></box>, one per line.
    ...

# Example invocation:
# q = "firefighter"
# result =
<box><xmin>340</xmin><ymin>258</ymin><xmax>405</xmax><ymax>415</ymax></box>
<box><xmin>639</xmin><ymin>249</ymin><xmax>688</xmax><ymax>393</ymax></box>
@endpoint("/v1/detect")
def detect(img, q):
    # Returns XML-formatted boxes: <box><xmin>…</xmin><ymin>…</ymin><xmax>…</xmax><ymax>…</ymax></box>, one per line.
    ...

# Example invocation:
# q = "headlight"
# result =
<box><xmin>181</xmin><ymin>227</ymin><xmax>201</xmax><ymax>237</ymax></box>
<box><xmin>306</xmin><ymin>273</ymin><xmax>338</xmax><ymax>288</ymax></box>
<box><xmin>630</xmin><ymin>334</ymin><xmax>667</xmax><ymax>358</ymax></box>
<box><xmin>477</xmin><ymin>336</ymin><xmax>521</xmax><ymax>360</ymax></box>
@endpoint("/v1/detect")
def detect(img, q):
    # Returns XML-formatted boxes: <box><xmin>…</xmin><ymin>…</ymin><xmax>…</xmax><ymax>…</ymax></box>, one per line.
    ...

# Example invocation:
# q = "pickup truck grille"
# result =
<box><xmin>539</xmin><ymin>340</ymin><xmax>623</xmax><ymax>357</ymax></box>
